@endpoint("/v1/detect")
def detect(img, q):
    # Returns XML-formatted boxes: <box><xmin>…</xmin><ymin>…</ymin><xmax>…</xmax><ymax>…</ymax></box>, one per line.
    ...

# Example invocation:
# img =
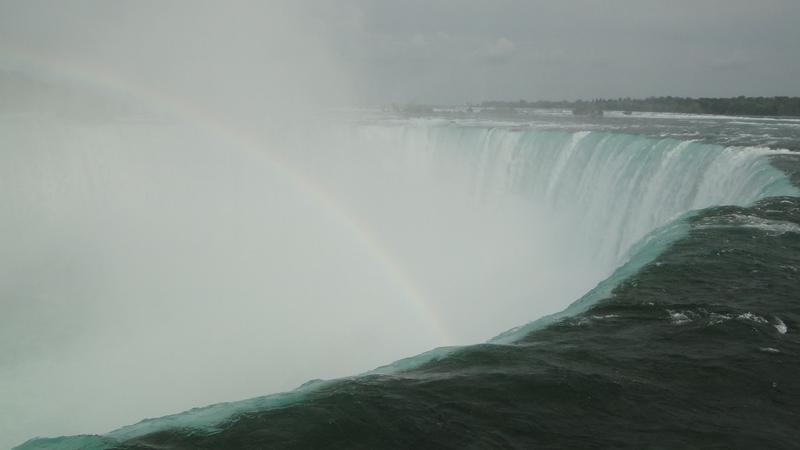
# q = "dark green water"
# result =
<box><xmin>22</xmin><ymin>154</ymin><xmax>800</xmax><ymax>449</ymax></box>
<box><xmin>131</xmin><ymin>206</ymin><xmax>800</xmax><ymax>448</ymax></box>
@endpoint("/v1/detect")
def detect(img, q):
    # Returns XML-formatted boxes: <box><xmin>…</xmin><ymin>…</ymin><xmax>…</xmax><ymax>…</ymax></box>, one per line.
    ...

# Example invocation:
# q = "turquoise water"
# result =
<box><xmin>14</xmin><ymin>117</ymin><xmax>800</xmax><ymax>449</ymax></box>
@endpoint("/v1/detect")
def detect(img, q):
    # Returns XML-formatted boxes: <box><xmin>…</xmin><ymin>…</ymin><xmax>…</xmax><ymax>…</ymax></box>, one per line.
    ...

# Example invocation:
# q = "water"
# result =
<box><xmin>7</xmin><ymin>110</ymin><xmax>800</xmax><ymax>449</ymax></box>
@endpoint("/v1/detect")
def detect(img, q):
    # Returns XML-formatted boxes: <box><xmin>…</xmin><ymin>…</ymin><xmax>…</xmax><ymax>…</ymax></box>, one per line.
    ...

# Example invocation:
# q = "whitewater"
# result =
<box><xmin>4</xmin><ymin>111</ymin><xmax>800</xmax><ymax>449</ymax></box>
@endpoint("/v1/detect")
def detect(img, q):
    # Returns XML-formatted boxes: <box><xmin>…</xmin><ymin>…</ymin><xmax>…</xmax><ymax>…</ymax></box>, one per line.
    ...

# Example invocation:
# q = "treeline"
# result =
<box><xmin>481</xmin><ymin>96</ymin><xmax>800</xmax><ymax>117</ymax></box>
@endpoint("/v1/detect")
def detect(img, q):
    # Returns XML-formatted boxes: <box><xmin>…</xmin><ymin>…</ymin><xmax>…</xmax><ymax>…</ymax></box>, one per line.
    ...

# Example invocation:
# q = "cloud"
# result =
<box><xmin>709</xmin><ymin>55</ymin><xmax>753</xmax><ymax>71</ymax></box>
<box><xmin>479</xmin><ymin>37</ymin><xmax>516</xmax><ymax>65</ymax></box>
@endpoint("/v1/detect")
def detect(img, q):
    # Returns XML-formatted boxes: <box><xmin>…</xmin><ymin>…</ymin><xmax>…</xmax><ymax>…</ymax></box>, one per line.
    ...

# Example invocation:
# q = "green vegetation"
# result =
<box><xmin>481</xmin><ymin>96</ymin><xmax>800</xmax><ymax>117</ymax></box>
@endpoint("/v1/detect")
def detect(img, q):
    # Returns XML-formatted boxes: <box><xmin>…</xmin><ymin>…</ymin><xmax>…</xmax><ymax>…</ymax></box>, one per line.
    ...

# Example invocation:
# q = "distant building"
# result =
<box><xmin>572</xmin><ymin>104</ymin><xmax>604</xmax><ymax>117</ymax></box>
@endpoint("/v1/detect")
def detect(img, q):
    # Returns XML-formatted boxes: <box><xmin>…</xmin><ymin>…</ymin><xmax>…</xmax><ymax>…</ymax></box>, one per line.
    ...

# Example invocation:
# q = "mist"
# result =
<box><xmin>0</xmin><ymin>2</ymin><xmax>608</xmax><ymax>447</ymax></box>
<box><xmin>1</xmin><ymin>110</ymin><xmax>608</xmax><ymax>447</ymax></box>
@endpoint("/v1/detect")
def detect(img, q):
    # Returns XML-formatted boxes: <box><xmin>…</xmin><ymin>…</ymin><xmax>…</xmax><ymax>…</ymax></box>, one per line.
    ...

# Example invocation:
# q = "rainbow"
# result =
<box><xmin>0</xmin><ymin>46</ymin><xmax>454</xmax><ymax>346</ymax></box>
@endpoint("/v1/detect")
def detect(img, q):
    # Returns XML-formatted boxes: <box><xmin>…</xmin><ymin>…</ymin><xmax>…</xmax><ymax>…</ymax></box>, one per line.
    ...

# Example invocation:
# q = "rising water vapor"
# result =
<box><xmin>0</xmin><ymin>2</ymin><xmax>362</xmax><ymax>446</ymax></box>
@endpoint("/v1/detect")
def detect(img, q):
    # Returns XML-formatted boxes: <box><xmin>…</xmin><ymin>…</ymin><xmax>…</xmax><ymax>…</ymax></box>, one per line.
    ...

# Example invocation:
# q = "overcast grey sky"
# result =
<box><xmin>328</xmin><ymin>0</ymin><xmax>800</xmax><ymax>103</ymax></box>
<box><xmin>1</xmin><ymin>0</ymin><xmax>799</xmax><ymax>106</ymax></box>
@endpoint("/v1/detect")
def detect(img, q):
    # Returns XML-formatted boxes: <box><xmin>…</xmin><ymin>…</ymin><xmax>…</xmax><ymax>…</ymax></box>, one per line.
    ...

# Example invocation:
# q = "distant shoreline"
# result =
<box><xmin>478</xmin><ymin>96</ymin><xmax>800</xmax><ymax>118</ymax></box>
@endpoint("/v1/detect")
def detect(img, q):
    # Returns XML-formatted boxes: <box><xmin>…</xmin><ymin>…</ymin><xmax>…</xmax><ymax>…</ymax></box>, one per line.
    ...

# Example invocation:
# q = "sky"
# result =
<box><xmin>0</xmin><ymin>0</ymin><xmax>799</xmax><ymax>106</ymax></box>
<box><xmin>335</xmin><ymin>0</ymin><xmax>800</xmax><ymax>103</ymax></box>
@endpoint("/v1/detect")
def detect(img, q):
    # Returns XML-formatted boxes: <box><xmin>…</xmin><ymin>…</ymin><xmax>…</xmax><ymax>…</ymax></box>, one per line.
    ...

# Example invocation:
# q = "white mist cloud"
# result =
<box><xmin>0</xmin><ymin>0</ymin><xmax>358</xmax><ymax>121</ymax></box>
